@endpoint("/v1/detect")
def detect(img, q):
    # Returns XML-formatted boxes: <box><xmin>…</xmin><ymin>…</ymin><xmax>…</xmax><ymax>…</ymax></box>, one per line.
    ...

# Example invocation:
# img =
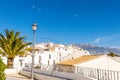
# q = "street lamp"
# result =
<box><xmin>31</xmin><ymin>23</ymin><xmax>38</xmax><ymax>80</ymax></box>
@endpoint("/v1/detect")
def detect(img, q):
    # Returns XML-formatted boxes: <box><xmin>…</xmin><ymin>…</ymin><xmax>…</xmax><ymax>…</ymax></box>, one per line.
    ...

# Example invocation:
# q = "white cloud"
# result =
<box><xmin>32</xmin><ymin>5</ymin><xmax>36</xmax><ymax>8</ymax></box>
<box><xmin>94</xmin><ymin>37</ymin><xmax>106</xmax><ymax>43</ymax></box>
<box><xmin>111</xmin><ymin>34</ymin><xmax>120</xmax><ymax>37</ymax></box>
<box><xmin>94</xmin><ymin>34</ymin><xmax>120</xmax><ymax>43</ymax></box>
<box><xmin>38</xmin><ymin>8</ymin><xmax>41</xmax><ymax>11</ymax></box>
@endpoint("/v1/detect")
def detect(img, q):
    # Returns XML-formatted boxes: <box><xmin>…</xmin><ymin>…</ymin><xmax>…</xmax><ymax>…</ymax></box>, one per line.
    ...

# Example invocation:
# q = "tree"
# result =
<box><xmin>0</xmin><ymin>29</ymin><xmax>31</xmax><ymax>68</ymax></box>
<box><xmin>107</xmin><ymin>52</ymin><xmax>115</xmax><ymax>57</ymax></box>
<box><xmin>107</xmin><ymin>52</ymin><xmax>120</xmax><ymax>57</ymax></box>
<box><xmin>0</xmin><ymin>57</ymin><xmax>6</xmax><ymax>80</ymax></box>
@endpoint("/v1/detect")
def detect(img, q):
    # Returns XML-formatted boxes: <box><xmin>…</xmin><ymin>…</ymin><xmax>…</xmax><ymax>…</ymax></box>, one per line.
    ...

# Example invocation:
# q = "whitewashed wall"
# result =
<box><xmin>1</xmin><ymin>56</ymin><xmax>7</xmax><ymax>65</ymax></box>
<box><xmin>75</xmin><ymin>56</ymin><xmax>120</xmax><ymax>71</ymax></box>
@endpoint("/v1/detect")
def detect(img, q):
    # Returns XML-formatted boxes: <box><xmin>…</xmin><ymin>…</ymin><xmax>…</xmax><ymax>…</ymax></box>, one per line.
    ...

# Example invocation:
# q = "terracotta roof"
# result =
<box><xmin>57</xmin><ymin>55</ymin><xmax>103</xmax><ymax>66</ymax></box>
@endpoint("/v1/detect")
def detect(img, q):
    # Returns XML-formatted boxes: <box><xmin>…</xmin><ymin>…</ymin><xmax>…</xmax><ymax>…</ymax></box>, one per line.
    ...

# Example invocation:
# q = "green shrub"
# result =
<box><xmin>0</xmin><ymin>57</ymin><xmax>6</xmax><ymax>80</ymax></box>
<box><xmin>35</xmin><ymin>65</ymin><xmax>41</xmax><ymax>69</ymax></box>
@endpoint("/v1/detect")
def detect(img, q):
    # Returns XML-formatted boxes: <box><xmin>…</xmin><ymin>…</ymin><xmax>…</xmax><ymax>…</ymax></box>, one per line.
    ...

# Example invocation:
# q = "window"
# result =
<box><xmin>48</xmin><ymin>60</ymin><xmax>50</xmax><ymax>65</ymax></box>
<box><xmin>53</xmin><ymin>60</ymin><xmax>55</xmax><ymax>64</ymax></box>
<box><xmin>39</xmin><ymin>56</ymin><xmax>41</xmax><ymax>63</ymax></box>
<box><xmin>49</xmin><ymin>54</ymin><xmax>51</xmax><ymax>59</ymax></box>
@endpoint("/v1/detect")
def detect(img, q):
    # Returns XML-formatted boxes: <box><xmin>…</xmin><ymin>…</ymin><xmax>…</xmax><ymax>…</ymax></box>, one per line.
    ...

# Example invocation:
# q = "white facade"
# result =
<box><xmin>75</xmin><ymin>55</ymin><xmax>120</xmax><ymax>71</ymax></box>
<box><xmin>63</xmin><ymin>50</ymin><xmax>90</xmax><ymax>61</ymax></box>
<box><xmin>0</xmin><ymin>42</ymin><xmax>90</xmax><ymax>69</ymax></box>
<box><xmin>1</xmin><ymin>56</ymin><xmax>7</xmax><ymax>65</ymax></box>
<box><xmin>32</xmin><ymin>42</ymin><xmax>90</xmax><ymax>66</ymax></box>
<box><xmin>57</xmin><ymin>55</ymin><xmax>120</xmax><ymax>80</ymax></box>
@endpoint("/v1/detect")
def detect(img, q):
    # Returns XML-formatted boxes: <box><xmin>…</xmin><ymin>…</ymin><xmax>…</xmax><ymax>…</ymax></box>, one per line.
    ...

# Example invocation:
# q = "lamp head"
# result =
<box><xmin>32</xmin><ymin>23</ymin><xmax>37</xmax><ymax>31</ymax></box>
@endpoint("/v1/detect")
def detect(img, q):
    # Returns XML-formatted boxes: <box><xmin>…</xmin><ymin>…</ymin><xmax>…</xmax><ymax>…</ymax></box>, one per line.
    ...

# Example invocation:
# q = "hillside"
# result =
<box><xmin>75</xmin><ymin>44</ymin><xmax>120</xmax><ymax>54</ymax></box>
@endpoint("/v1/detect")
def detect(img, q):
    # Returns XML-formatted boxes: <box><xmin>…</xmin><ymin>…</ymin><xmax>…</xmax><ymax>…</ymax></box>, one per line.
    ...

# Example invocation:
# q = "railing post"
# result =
<box><xmin>117</xmin><ymin>71</ymin><xmax>119</xmax><ymax>80</ymax></box>
<box><xmin>97</xmin><ymin>69</ymin><xmax>99</xmax><ymax>80</ymax></box>
<box><xmin>77</xmin><ymin>66</ymin><xmax>79</xmax><ymax>74</ymax></box>
<box><xmin>114</xmin><ymin>71</ymin><xmax>115</xmax><ymax>80</ymax></box>
<box><xmin>74</xmin><ymin>66</ymin><xmax>78</xmax><ymax>74</ymax></box>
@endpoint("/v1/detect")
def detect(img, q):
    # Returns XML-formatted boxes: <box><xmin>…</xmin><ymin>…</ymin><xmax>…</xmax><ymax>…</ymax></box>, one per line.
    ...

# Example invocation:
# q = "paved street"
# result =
<box><xmin>6</xmin><ymin>74</ymin><xmax>30</xmax><ymax>80</ymax></box>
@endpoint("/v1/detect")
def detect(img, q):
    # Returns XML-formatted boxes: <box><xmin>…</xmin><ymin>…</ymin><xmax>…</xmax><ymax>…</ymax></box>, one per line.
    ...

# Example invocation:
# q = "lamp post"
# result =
<box><xmin>31</xmin><ymin>23</ymin><xmax>38</xmax><ymax>80</ymax></box>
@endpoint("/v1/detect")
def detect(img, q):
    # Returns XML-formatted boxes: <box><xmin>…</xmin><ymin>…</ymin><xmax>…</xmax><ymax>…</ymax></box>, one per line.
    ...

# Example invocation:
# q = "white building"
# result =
<box><xmin>31</xmin><ymin>42</ymin><xmax>90</xmax><ymax>66</ymax></box>
<box><xmin>57</xmin><ymin>55</ymin><xmax>120</xmax><ymax>80</ymax></box>
<box><xmin>0</xmin><ymin>42</ymin><xmax>90</xmax><ymax>70</ymax></box>
<box><xmin>13</xmin><ymin>42</ymin><xmax>89</xmax><ymax>69</ymax></box>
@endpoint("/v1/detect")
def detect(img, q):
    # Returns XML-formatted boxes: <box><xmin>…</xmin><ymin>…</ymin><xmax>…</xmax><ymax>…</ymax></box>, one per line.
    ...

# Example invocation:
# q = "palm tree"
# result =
<box><xmin>0</xmin><ymin>29</ymin><xmax>31</xmax><ymax>68</ymax></box>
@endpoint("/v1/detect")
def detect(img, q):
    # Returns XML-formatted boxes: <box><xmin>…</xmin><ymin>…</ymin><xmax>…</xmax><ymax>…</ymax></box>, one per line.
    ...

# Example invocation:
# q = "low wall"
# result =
<box><xmin>19</xmin><ymin>70</ymin><xmax>62</xmax><ymax>80</ymax></box>
<box><xmin>5</xmin><ymin>69</ymin><xmax>18</xmax><ymax>75</ymax></box>
<box><xmin>19</xmin><ymin>69</ymin><xmax>92</xmax><ymax>80</ymax></box>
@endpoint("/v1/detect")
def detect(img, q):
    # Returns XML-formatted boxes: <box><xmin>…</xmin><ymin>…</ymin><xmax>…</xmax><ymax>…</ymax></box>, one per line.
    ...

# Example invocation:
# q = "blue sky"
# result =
<box><xmin>0</xmin><ymin>0</ymin><xmax>120</xmax><ymax>48</ymax></box>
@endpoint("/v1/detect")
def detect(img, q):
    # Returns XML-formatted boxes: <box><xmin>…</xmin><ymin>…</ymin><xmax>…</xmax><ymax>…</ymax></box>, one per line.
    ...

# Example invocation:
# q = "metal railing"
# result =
<box><xmin>77</xmin><ymin>67</ymin><xmax>120</xmax><ymax>80</ymax></box>
<box><xmin>56</xmin><ymin>65</ymin><xmax>75</xmax><ymax>73</ymax></box>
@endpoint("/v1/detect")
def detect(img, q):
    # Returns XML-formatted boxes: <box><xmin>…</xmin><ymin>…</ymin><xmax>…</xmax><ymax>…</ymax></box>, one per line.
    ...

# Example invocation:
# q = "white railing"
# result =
<box><xmin>24</xmin><ymin>64</ymin><xmax>120</xmax><ymax>80</ymax></box>
<box><xmin>77</xmin><ymin>67</ymin><xmax>120</xmax><ymax>80</ymax></box>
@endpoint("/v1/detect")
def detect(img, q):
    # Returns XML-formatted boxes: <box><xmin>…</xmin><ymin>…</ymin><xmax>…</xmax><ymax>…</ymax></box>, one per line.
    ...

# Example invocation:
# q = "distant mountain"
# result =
<box><xmin>75</xmin><ymin>44</ymin><xmax>120</xmax><ymax>54</ymax></box>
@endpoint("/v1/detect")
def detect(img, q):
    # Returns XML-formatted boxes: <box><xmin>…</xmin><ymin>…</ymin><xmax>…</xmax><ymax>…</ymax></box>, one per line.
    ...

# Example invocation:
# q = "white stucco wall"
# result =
<box><xmin>75</xmin><ymin>56</ymin><xmax>120</xmax><ymax>71</ymax></box>
<box><xmin>39</xmin><ymin>51</ymin><xmax>59</xmax><ymax>65</ymax></box>
<box><xmin>13</xmin><ymin>56</ymin><xmax>20</xmax><ymax>68</ymax></box>
<box><xmin>63</xmin><ymin>50</ymin><xmax>90</xmax><ymax>61</ymax></box>
<box><xmin>1</xmin><ymin>57</ymin><xmax>7</xmax><ymax>65</ymax></box>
